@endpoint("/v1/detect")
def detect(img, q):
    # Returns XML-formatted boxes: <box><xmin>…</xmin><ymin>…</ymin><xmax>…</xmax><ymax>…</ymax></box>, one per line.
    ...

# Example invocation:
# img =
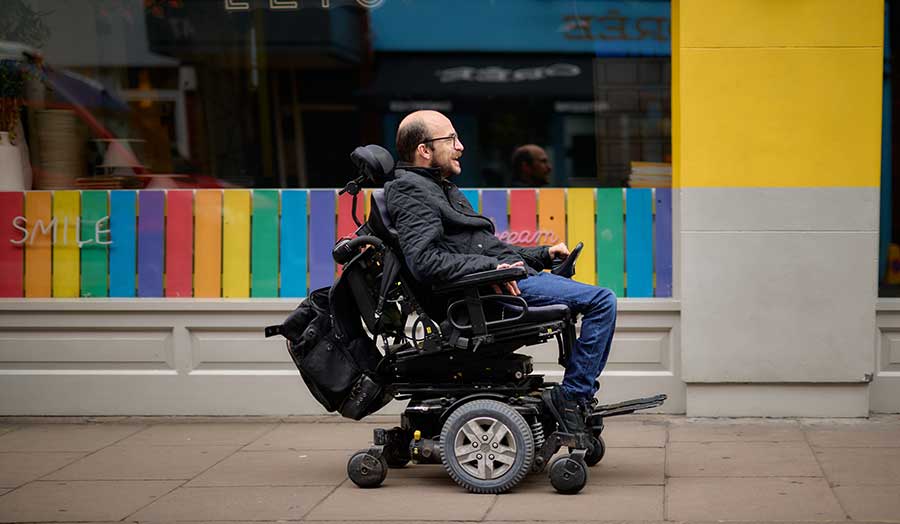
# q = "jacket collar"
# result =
<box><xmin>395</xmin><ymin>162</ymin><xmax>445</xmax><ymax>185</ymax></box>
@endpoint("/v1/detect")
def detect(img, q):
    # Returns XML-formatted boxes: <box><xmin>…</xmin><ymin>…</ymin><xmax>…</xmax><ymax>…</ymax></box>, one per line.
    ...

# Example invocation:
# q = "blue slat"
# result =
<box><xmin>109</xmin><ymin>191</ymin><xmax>136</xmax><ymax>297</ymax></box>
<box><xmin>461</xmin><ymin>189</ymin><xmax>480</xmax><ymax>212</ymax></box>
<box><xmin>481</xmin><ymin>190</ymin><xmax>509</xmax><ymax>234</ymax></box>
<box><xmin>654</xmin><ymin>188</ymin><xmax>673</xmax><ymax>297</ymax></box>
<box><xmin>308</xmin><ymin>190</ymin><xmax>336</xmax><ymax>291</ymax></box>
<box><xmin>625</xmin><ymin>188</ymin><xmax>653</xmax><ymax>297</ymax></box>
<box><xmin>280</xmin><ymin>190</ymin><xmax>308</xmax><ymax>297</ymax></box>
<box><xmin>137</xmin><ymin>191</ymin><xmax>165</xmax><ymax>297</ymax></box>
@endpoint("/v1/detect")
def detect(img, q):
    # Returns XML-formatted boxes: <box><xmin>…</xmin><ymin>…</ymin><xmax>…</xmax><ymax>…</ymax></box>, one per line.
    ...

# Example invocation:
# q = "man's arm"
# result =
<box><xmin>386</xmin><ymin>181</ymin><xmax>499</xmax><ymax>282</ymax></box>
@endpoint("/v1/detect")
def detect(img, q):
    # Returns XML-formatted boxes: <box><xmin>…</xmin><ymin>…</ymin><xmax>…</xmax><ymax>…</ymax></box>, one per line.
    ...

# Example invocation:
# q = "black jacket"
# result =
<box><xmin>384</xmin><ymin>164</ymin><xmax>553</xmax><ymax>283</ymax></box>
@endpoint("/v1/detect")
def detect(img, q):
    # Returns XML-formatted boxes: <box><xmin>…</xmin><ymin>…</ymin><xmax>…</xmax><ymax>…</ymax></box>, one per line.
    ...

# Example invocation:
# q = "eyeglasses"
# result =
<box><xmin>420</xmin><ymin>133</ymin><xmax>461</xmax><ymax>146</ymax></box>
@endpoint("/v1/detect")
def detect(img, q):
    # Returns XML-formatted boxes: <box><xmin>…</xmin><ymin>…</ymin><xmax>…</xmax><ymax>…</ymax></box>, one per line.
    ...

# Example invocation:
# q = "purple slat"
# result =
<box><xmin>654</xmin><ymin>188</ymin><xmax>673</xmax><ymax>297</ymax></box>
<box><xmin>481</xmin><ymin>190</ymin><xmax>509</xmax><ymax>235</ymax></box>
<box><xmin>138</xmin><ymin>191</ymin><xmax>165</xmax><ymax>297</ymax></box>
<box><xmin>309</xmin><ymin>190</ymin><xmax>336</xmax><ymax>291</ymax></box>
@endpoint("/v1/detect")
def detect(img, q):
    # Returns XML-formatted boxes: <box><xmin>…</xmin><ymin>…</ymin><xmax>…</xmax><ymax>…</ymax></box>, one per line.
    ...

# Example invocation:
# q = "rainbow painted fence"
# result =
<box><xmin>0</xmin><ymin>188</ymin><xmax>672</xmax><ymax>299</ymax></box>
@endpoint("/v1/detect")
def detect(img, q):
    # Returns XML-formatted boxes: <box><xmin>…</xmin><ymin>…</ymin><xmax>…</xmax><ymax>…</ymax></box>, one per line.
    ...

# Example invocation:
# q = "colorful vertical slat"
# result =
<box><xmin>461</xmin><ymin>189</ymin><xmax>480</xmax><ymax>212</ymax></box>
<box><xmin>80</xmin><ymin>191</ymin><xmax>108</xmax><ymax>297</ymax></box>
<box><xmin>655</xmin><ymin>188</ymin><xmax>673</xmax><ymax>297</ymax></box>
<box><xmin>251</xmin><ymin>189</ymin><xmax>279</xmax><ymax>297</ymax></box>
<box><xmin>625</xmin><ymin>188</ymin><xmax>653</xmax><ymax>297</ymax></box>
<box><xmin>509</xmin><ymin>189</ymin><xmax>537</xmax><ymax>246</ymax></box>
<box><xmin>566</xmin><ymin>188</ymin><xmax>596</xmax><ymax>285</ymax></box>
<box><xmin>538</xmin><ymin>188</ymin><xmax>566</xmax><ymax>246</ymax></box>
<box><xmin>165</xmin><ymin>190</ymin><xmax>193</xmax><ymax>297</ymax></box>
<box><xmin>109</xmin><ymin>191</ymin><xmax>136</xmax><ymax>297</ymax></box>
<box><xmin>481</xmin><ymin>190</ymin><xmax>508</xmax><ymax>234</ymax></box>
<box><xmin>194</xmin><ymin>190</ymin><xmax>222</xmax><ymax>297</ymax></box>
<box><xmin>309</xmin><ymin>190</ymin><xmax>336</xmax><ymax>290</ymax></box>
<box><xmin>222</xmin><ymin>190</ymin><xmax>251</xmax><ymax>298</ymax></box>
<box><xmin>595</xmin><ymin>189</ymin><xmax>624</xmax><ymax>297</ymax></box>
<box><xmin>0</xmin><ymin>192</ymin><xmax>24</xmax><ymax>297</ymax></box>
<box><xmin>280</xmin><ymin>190</ymin><xmax>308</xmax><ymax>297</ymax></box>
<box><xmin>137</xmin><ymin>191</ymin><xmax>165</xmax><ymax>297</ymax></box>
<box><xmin>24</xmin><ymin>192</ymin><xmax>52</xmax><ymax>297</ymax></box>
<box><xmin>52</xmin><ymin>191</ymin><xmax>79</xmax><ymax>297</ymax></box>
<box><xmin>337</xmin><ymin>191</ymin><xmax>364</xmax><ymax>240</ymax></box>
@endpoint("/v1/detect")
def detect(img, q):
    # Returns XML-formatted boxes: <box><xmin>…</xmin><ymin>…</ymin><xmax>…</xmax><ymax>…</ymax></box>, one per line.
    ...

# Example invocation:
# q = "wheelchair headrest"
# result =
<box><xmin>350</xmin><ymin>144</ymin><xmax>395</xmax><ymax>186</ymax></box>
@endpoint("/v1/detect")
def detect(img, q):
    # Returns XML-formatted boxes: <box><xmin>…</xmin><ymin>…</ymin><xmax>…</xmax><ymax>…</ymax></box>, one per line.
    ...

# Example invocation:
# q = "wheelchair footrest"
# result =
<box><xmin>589</xmin><ymin>394</ymin><xmax>667</xmax><ymax>419</ymax></box>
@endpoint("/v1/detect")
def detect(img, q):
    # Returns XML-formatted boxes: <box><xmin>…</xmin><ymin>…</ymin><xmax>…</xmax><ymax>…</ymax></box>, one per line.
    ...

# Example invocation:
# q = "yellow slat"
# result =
<box><xmin>52</xmin><ymin>190</ymin><xmax>80</xmax><ymax>297</ymax></box>
<box><xmin>566</xmin><ymin>188</ymin><xmax>597</xmax><ymax>285</ymax></box>
<box><xmin>24</xmin><ymin>192</ymin><xmax>52</xmax><ymax>297</ymax></box>
<box><xmin>222</xmin><ymin>190</ymin><xmax>251</xmax><ymax>298</ymax></box>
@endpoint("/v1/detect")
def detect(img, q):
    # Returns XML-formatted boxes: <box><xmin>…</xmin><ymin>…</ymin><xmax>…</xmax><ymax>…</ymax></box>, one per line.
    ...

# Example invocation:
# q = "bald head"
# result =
<box><xmin>395</xmin><ymin>110</ymin><xmax>464</xmax><ymax>177</ymax></box>
<box><xmin>396</xmin><ymin>110</ymin><xmax>447</xmax><ymax>163</ymax></box>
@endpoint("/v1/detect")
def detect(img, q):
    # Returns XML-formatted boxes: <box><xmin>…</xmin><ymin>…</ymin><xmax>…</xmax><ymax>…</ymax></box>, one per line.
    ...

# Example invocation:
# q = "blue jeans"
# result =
<box><xmin>517</xmin><ymin>272</ymin><xmax>617</xmax><ymax>400</ymax></box>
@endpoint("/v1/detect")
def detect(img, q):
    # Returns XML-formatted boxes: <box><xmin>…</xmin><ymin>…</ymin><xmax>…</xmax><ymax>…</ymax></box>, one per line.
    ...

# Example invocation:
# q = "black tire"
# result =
<box><xmin>569</xmin><ymin>435</ymin><xmax>606</xmax><ymax>467</ymax></box>
<box><xmin>549</xmin><ymin>454</ymin><xmax>588</xmax><ymax>494</ymax></box>
<box><xmin>347</xmin><ymin>450</ymin><xmax>388</xmax><ymax>488</ymax></box>
<box><xmin>440</xmin><ymin>399</ymin><xmax>534</xmax><ymax>494</ymax></box>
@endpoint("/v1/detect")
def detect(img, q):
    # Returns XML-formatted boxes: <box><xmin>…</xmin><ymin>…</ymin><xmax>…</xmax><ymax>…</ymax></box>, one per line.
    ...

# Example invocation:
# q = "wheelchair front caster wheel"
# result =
<box><xmin>549</xmin><ymin>455</ymin><xmax>588</xmax><ymax>494</ymax></box>
<box><xmin>570</xmin><ymin>435</ymin><xmax>605</xmax><ymax>467</ymax></box>
<box><xmin>348</xmin><ymin>451</ymin><xmax>388</xmax><ymax>488</ymax></box>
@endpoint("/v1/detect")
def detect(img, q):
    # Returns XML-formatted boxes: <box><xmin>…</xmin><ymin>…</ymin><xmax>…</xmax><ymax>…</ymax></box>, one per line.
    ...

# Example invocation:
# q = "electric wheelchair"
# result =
<box><xmin>266</xmin><ymin>144</ymin><xmax>665</xmax><ymax>494</ymax></box>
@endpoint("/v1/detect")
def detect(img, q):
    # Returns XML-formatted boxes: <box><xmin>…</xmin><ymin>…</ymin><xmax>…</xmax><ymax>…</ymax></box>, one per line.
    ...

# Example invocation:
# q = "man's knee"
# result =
<box><xmin>591</xmin><ymin>287</ymin><xmax>617</xmax><ymax>315</ymax></box>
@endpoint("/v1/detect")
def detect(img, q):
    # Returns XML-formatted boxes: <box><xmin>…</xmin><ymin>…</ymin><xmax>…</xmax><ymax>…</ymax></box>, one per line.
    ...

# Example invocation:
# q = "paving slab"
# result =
<box><xmin>244</xmin><ymin>423</ymin><xmax>383</xmax><ymax>451</ymax></box>
<box><xmin>128</xmin><ymin>485</ymin><xmax>333</xmax><ymax>522</ymax></box>
<box><xmin>0</xmin><ymin>452</ymin><xmax>86</xmax><ymax>488</ymax></box>
<box><xmin>486</xmin><ymin>485</ymin><xmax>663</xmax><ymax>521</ymax></box>
<box><xmin>117</xmin><ymin>422</ymin><xmax>276</xmax><ymax>447</ymax></box>
<box><xmin>0</xmin><ymin>428</ymin><xmax>16</xmax><ymax>438</ymax></box>
<box><xmin>0</xmin><ymin>480</ymin><xmax>180</xmax><ymax>522</ymax></box>
<box><xmin>305</xmin><ymin>479</ymin><xmax>496</xmax><ymax>521</ymax></box>
<box><xmin>833</xmin><ymin>485</ymin><xmax>900</xmax><ymax>521</ymax></box>
<box><xmin>187</xmin><ymin>449</ymin><xmax>353</xmax><ymax>487</ymax></box>
<box><xmin>666</xmin><ymin>477</ymin><xmax>846</xmax><ymax>521</ymax></box>
<box><xmin>600</xmin><ymin>421</ymin><xmax>667</xmax><ymax>448</ymax></box>
<box><xmin>669</xmin><ymin>421</ymin><xmax>804</xmax><ymax>442</ymax></box>
<box><xmin>814</xmin><ymin>447</ymin><xmax>900</xmax><ymax>485</ymax></box>
<box><xmin>0</xmin><ymin>424</ymin><xmax>144</xmax><ymax>452</ymax></box>
<box><xmin>582</xmin><ymin>448</ymin><xmax>664</xmax><ymax>485</ymax></box>
<box><xmin>667</xmin><ymin>441</ymin><xmax>822</xmax><ymax>477</ymax></box>
<box><xmin>45</xmin><ymin>444</ymin><xmax>238</xmax><ymax>480</ymax></box>
<box><xmin>806</xmin><ymin>427</ymin><xmax>900</xmax><ymax>447</ymax></box>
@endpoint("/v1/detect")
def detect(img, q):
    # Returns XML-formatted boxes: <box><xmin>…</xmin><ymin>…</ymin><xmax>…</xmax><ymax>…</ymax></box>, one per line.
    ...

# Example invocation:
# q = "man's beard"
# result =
<box><xmin>431</xmin><ymin>156</ymin><xmax>458</xmax><ymax>178</ymax></box>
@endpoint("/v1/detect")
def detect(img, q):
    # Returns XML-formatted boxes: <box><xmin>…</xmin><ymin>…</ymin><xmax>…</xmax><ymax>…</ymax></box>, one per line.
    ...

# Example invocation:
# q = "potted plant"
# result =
<box><xmin>0</xmin><ymin>56</ymin><xmax>28</xmax><ymax>189</ymax></box>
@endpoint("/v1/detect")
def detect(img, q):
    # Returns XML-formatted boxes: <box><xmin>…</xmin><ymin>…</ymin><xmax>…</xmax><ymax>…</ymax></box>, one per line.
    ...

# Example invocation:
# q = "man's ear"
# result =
<box><xmin>417</xmin><ymin>143</ymin><xmax>432</xmax><ymax>160</ymax></box>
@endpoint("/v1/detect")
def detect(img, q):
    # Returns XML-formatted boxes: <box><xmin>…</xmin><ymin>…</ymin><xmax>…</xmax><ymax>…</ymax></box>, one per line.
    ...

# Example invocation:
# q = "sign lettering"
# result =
<box><xmin>10</xmin><ymin>216</ymin><xmax>112</xmax><ymax>247</ymax></box>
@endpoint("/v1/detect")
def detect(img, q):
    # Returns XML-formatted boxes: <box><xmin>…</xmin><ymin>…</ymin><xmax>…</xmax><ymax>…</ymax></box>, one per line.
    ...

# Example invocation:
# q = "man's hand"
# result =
<box><xmin>549</xmin><ymin>242</ymin><xmax>570</xmax><ymax>260</ymax></box>
<box><xmin>492</xmin><ymin>261</ymin><xmax>524</xmax><ymax>296</ymax></box>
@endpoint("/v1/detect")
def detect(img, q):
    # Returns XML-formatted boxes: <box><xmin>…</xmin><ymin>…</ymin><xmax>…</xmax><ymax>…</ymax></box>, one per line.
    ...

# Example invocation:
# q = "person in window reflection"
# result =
<box><xmin>510</xmin><ymin>144</ymin><xmax>552</xmax><ymax>187</ymax></box>
<box><xmin>384</xmin><ymin>110</ymin><xmax>616</xmax><ymax>435</ymax></box>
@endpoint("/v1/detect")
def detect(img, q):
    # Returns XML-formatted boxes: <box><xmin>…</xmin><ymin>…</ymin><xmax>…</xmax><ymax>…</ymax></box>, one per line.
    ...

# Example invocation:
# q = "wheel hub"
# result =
<box><xmin>453</xmin><ymin>416</ymin><xmax>518</xmax><ymax>480</ymax></box>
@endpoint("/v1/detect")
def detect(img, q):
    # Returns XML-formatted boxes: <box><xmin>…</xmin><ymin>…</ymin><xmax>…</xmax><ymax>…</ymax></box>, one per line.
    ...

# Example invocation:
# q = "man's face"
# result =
<box><xmin>528</xmin><ymin>148</ymin><xmax>552</xmax><ymax>184</ymax></box>
<box><xmin>425</xmin><ymin>119</ymin><xmax>464</xmax><ymax>177</ymax></box>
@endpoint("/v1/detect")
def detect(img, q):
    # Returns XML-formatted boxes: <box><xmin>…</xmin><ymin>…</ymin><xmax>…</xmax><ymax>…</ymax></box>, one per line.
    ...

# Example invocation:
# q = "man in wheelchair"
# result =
<box><xmin>386</xmin><ymin>110</ymin><xmax>616</xmax><ymax>438</ymax></box>
<box><xmin>268</xmin><ymin>110</ymin><xmax>665</xmax><ymax>494</ymax></box>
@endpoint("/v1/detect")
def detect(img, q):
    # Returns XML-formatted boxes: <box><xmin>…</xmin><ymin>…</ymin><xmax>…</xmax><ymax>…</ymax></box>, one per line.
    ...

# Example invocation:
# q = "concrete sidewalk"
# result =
<box><xmin>0</xmin><ymin>415</ymin><xmax>897</xmax><ymax>523</ymax></box>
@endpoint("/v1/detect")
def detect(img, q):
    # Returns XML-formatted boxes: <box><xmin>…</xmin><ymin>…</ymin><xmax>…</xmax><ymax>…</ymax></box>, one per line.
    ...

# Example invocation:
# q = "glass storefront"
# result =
<box><xmin>0</xmin><ymin>0</ymin><xmax>672</xmax><ymax>191</ymax></box>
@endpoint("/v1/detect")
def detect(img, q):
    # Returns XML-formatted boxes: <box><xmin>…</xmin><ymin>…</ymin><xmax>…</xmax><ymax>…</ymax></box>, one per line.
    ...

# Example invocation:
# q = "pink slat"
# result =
<box><xmin>0</xmin><ymin>192</ymin><xmax>24</xmax><ymax>297</ymax></box>
<box><xmin>166</xmin><ymin>190</ymin><xmax>194</xmax><ymax>297</ymax></box>
<box><xmin>508</xmin><ymin>189</ymin><xmax>537</xmax><ymax>247</ymax></box>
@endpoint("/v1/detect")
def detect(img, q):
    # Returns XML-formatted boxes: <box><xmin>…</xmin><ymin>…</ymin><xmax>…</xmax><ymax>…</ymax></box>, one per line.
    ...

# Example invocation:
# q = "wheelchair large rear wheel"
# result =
<box><xmin>439</xmin><ymin>399</ymin><xmax>534</xmax><ymax>494</ymax></box>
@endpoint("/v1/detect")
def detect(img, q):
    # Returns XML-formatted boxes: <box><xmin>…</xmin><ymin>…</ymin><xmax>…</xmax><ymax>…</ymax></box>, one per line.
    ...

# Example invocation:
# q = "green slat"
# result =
<box><xmin>595</xmin><ymin>188</ymin><xmax>624</xmax><ymax>297</ymax></box>
<box><xmin>80</xmin><ymin>191</ymin><xmax>108</xmax><ymax>297</ymax></box>
<box><xmin>251</xmin><ymin>190</ymin><xmax>279</xmax><ymax>297</ymax></box>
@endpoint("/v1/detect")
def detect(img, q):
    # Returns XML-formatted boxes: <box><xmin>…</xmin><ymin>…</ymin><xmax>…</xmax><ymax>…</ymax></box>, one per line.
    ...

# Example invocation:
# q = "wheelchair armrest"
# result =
<box><xmin>433</xmin><ymin>266</ymin><xmax>527</xmax><ymax>294</ymax></box>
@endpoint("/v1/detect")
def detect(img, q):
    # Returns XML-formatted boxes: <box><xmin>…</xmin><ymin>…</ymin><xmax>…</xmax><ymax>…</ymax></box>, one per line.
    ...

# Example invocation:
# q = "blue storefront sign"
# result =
<box><xmin>369</xmin><ymin>0</ymin><xmax>670</xmax><ymax>56</ymax></box>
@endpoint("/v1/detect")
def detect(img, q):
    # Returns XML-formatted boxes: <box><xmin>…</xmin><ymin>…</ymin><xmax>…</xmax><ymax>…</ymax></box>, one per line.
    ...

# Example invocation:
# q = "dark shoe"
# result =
<box><xmin>542</xmin><ymin>385</ymin><xmax>587</xmax><ymax>435</ymax></box>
